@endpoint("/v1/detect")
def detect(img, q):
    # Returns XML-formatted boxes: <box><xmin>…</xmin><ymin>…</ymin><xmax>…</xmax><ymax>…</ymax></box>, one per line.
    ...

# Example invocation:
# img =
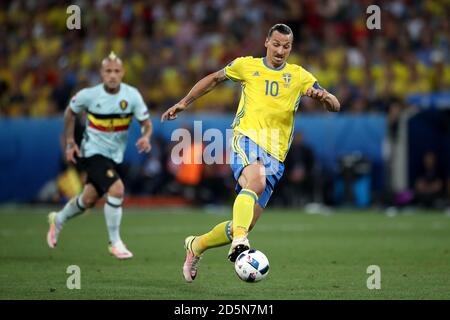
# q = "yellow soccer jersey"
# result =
<box><xmin>225</xmin><ymin>56</ymin><xmax>318</xmax><ymax>162</ymax></box>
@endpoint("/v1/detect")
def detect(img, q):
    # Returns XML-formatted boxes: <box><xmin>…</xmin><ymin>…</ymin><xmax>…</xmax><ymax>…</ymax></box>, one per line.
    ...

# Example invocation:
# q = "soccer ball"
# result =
<box><xmin>234</xmin><ymin>249</ymin><xmax>270</xmax><ymax>282</ymax></box>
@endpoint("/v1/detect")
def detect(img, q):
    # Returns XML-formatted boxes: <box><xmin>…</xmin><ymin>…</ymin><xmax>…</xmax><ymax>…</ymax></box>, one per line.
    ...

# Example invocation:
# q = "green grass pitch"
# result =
<box><xmin>0</xmin><ymin>206</ymin><xmax>449</xmax><ymax>299</ymax></box>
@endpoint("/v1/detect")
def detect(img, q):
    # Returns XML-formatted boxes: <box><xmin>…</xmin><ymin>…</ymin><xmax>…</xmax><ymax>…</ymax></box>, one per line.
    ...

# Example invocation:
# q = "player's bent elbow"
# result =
<box><xmin>327</xmin><ymin>99</ymin><xmax>340</xmax><ymax>112</ymax></box>
<box><xmin>333</xmin><ymin>102</ymin><xmax>341</xmax><ymax>112</ymax></box>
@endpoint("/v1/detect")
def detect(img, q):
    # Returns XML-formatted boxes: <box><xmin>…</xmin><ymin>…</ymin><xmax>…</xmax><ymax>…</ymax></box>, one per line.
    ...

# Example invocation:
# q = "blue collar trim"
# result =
<box><xmin>263</xmin><ymin>57</ymin><xmax>286</xmax><ymax>71</ymax></box>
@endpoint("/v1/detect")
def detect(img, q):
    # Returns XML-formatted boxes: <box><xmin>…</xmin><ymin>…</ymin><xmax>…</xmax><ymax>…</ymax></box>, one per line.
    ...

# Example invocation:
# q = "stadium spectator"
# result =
<box><xmin>279</xmin><ymin>131</ymin><xmax>315</xmax><ymax>207</ymax></box>
<box><xmin>414</xmin><ymin>151</ymin><xmax>444</xmax><ymax>208</ymax></box>
<box><xmin>1</xmin><ymin>0</ymin><xmax>449</xmax><ymax>117</ymax></box>
<box><xmin>165</xmin><ymin>127</ymin><xmax>205</xmax><ymax>204</ymax></box>
<box><xmin>126</xmin><ymin>136</ymin><xmax>170</xmax><ymax>196</ymax></box>
<box><xmin>198</xmin><ymin>162</ymin><xmax>233</xmax><ymax>206</ymax></box>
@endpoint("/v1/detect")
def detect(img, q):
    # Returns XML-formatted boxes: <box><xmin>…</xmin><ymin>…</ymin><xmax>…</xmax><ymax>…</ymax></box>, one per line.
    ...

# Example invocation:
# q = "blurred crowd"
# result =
<box><xmin>2</xmin><ymin>0</ymin><xmax>449</xmax><ymax>209</ymax></box>
<box><xmin>0</xmin><ymin>0</ymin><xmax>449</xmax><ymax>118</ymax></box>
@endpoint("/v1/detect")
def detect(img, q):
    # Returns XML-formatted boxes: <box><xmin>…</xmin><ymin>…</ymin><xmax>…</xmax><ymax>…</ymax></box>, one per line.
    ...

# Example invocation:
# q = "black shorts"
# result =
<box><xmin>79</xmin><ymin>155</ymin><xmax>121</xmax><ymax>196</ymax></box>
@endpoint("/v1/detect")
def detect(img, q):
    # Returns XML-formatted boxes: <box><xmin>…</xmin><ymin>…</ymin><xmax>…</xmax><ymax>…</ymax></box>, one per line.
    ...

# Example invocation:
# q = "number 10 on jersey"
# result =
<box><xmin>265</xmin><ymin>80</ymin><xmax>279</xmax><ymax>96</ymax></box>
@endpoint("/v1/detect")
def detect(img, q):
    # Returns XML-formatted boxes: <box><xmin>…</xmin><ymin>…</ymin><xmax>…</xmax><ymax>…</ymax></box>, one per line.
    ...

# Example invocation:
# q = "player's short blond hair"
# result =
<box><xmin>101</xmin><ymin>51</ymin><xmax>123</xmax><ymax>66</ymax></box>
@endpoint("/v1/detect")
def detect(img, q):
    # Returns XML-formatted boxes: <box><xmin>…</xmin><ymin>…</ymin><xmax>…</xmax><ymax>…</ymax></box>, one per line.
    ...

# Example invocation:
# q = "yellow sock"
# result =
<box><xmin>233</xmin><ymin>189</ymin><xmax>258</xmax><ymax>238</ymax></box>
<box><xmin>192</xmin><ymin>220</ymin><xmax>233</xmax><ymax>255</ymax></box>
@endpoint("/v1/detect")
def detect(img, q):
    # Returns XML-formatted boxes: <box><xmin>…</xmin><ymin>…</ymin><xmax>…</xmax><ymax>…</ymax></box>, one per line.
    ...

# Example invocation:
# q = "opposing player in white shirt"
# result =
<box><xmin>46</xmin><ymin>52</ymin><xmax>153</xmax><ymax>259</ymax></box>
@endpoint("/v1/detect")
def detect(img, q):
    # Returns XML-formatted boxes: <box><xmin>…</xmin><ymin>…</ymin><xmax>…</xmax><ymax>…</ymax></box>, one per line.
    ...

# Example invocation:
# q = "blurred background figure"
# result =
<box><xmin>278</xmin><ymin>131</ymin><xmax>315</xmax><ymax>207</ymax></box>
<box><xmin>1</xmin><ymin>0</ymin><xmax>449</xmax><ymax>117</ymax></box>
<box><xmin>414</xmin><ymin>151</ymin><xmax>444</xmax><ymax>209</ymax></box>
<box><xmin>164</xmin><ymin>126</ymin><xmax>205</xmax><ymax>204</ymax></box>
<box><xmin>126</xmin><ymin>136</ymin><xmax>170</xmax><ymax>196</ymax></box>
<box><xmin>0</xmin><ymin>0</ymin><xmax>449</xmax><ymax>212</ymax></box>
<box><xmin>37</xmin><ymin>114</ymin><xmax>86</xmax><ymax>204</ymax></box>
<box><xmin>334</xmin><ymin>152</ymin><xmax>372</xmax><ymax>208</ymax></box>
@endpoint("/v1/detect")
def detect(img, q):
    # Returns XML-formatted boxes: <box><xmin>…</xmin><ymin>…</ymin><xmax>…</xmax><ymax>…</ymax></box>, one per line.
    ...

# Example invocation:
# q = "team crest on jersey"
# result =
<box><xmin>106</xmin><ymin>169</ymin><xmax>115</xmax><ymax>178</ymax></box>
<box><xmin>119</xmin><ymin>100</ymin><xmax>128</xmax><ymax>110</ymax></box>
<box><xmin>282</xmin><ymin>73</ymin><xmax>292</xmax><ymax>88</ymax></box>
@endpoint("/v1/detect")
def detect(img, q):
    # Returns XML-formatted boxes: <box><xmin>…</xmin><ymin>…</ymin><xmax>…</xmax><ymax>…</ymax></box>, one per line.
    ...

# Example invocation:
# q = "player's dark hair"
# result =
<box><xmin>267</xmin><ymin>24</ymin><xmax>293</xmax><ymax>39</ymax></box>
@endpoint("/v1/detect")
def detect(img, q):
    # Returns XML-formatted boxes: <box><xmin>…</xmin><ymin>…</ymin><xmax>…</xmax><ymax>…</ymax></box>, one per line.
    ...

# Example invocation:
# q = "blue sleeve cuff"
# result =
<box><xmin>313</xmin><ymin>81</ymin><xmax>323</xmax><ymax>90</ymax></box>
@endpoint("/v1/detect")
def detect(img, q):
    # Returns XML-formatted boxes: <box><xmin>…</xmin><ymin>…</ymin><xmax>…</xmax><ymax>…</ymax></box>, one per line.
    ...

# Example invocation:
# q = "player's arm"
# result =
<box><xmin>63</xmin><ymin>106</ymin><xmax>82</xmax><ymax>164</ymax></box>
<box><xmin>134</xmin><ymin>90</ymin><xmax>153</xmax><ymax>153</ymax></box>
<box><xmin>160</xmin><ymin>69</ymin><xmax>228</xmax><ymax>122</ymax></box>
<box><xmin>305</xmin><ymin>85</ymin><xmax>340</xmax><ymax>112</ymax></box>
<box><xmin>136</xmin><ymin>119</ymin><xmax>152</xmax><ymax>153</ymax></box>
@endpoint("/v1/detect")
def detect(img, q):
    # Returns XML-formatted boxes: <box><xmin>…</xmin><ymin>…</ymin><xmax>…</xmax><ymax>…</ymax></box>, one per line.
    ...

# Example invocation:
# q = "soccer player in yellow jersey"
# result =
<box><xmin>161</xmin><ymin>24</ymin><xmax>340</xmax><ymax>282</ymax></box>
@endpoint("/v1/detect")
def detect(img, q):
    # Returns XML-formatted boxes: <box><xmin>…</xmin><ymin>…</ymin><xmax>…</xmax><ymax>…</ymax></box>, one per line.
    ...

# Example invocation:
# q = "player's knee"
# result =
<box><xmin>249</xmin><ymin>176</ymin><xmax>266</xmax><ymax>196</ymax></box>
<box><xmin>108</xmin><ymin>180</ymin><xmax>124</xmax><ymax>198</ymax></box>
<box><xmin>81</xmin><ymin>194</ymin><xmax>97</xmax><ymax>208</ymax></box>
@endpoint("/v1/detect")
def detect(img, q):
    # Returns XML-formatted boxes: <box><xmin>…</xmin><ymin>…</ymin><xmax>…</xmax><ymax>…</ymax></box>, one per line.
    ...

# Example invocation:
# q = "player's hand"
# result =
<box><xmin>65</xmin><ymin>142</ymin><xmax>81</xmax><ymax>164</ymax></box>
<box><xmin>305</xmin><ymin>87</ymin><xmax>328</xmax><ymax>102</ymax></box>
<box><xmin>160</xmin><ymin>103</ymin><xmax>187</xmax><ymax>123</ymax></box>
<box><xmin>136</xmin><ymin>137</ymin><xmax>151</xmax><ymax>154</ymax></box>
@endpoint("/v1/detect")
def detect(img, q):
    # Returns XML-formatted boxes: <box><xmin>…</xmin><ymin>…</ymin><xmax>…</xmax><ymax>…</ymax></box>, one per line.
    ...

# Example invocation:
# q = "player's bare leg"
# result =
<box><xmin>249</xmin><ymin>204</ymin><xmax>263</xmax><ymax>231</ymax></box>
<box><xmin>106</xmin><ymin>179</ymin><xmax>133</xmax><ymax>259</ymax></box>
<box><xmin>182</xmin><ymin>202</ymin><xmax>262</xmax><ymax>282</ymax></box>
<box><xmin>47</xmin><ymin>184</ymin><xmax>98</xmax><ymax>248</ymax></box>
<box><xmin>228</xmin><ymin>162</ymin><xmax>265</xmax><ymax>262</ymax></box>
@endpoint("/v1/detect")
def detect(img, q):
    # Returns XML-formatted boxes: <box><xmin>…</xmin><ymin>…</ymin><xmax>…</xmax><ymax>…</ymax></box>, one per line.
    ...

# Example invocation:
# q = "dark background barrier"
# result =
<box><xmin>408</xmin><ymin>109</ymin><xmax>450</xmax><ymax>188</ymax></box>
<box><xmin>0</xmin><ymin>114</ymin><xmax>386</xmax><ymax>202</ymax></box>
